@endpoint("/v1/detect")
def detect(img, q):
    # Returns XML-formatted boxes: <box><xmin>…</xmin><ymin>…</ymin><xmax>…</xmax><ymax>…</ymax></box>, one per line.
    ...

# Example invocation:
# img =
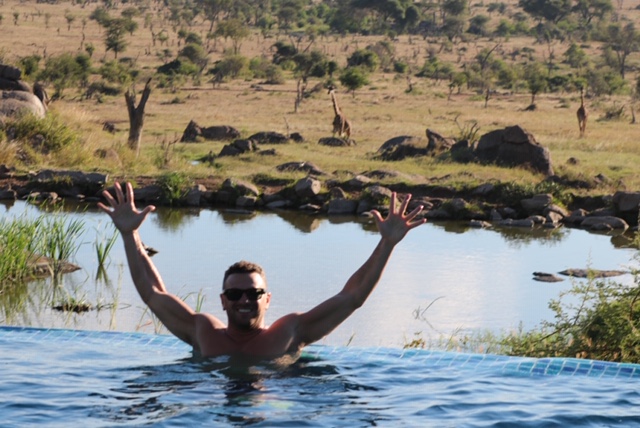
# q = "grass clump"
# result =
<box><xmin>4</xmin><ymin>113</ymin><xmax>80</xmax><ymax>154</ymax></box>
<box><xmin>157</xmin><ymin>171</ymin><xmax>192</xmax><ymax>205</ymax></box>
<box><xmin>0</xmin><ymin>215</ymin><xmax>41</xmax><ymax>283</ymax></box>
<box><xmin>0</xmin><ymin>210</ymin><xmax>85</xmax><ymax>285</ymax></box>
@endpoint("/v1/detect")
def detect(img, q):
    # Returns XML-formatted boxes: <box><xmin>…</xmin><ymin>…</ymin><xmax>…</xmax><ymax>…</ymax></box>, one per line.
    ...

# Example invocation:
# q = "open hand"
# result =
<box><xmin>370</xmin><ymin>192</ymin><xmax>426</xmax><ymax>245</ymax></box>
<box><xmin>97</xmin><ymin>181</ymin><xmax>155</xmax><ymax>234</ymax></box>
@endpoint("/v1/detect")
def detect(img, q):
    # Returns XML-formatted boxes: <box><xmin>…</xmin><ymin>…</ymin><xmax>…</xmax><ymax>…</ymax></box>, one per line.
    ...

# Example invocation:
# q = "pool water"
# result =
<box><xmin>2</xmin><ymin>327</ymin><xmax>640</xmax><ymax>427</ymax></box>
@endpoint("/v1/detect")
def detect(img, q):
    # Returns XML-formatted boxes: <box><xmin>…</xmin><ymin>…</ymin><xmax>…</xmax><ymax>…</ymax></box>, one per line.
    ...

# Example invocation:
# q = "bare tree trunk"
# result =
<box><xmin>125</xmin><ymin>78</ymin><xmax>152</xmax><ymax>156</ymax></box>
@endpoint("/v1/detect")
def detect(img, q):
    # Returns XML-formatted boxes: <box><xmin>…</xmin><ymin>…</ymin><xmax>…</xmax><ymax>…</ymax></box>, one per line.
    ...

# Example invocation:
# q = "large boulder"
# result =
<box><xmin>0</xmin><ymin>64</ymin><xmax>48</xmax><ymax>122</ymax></box>
<box><xmin>474</xmin><ymin>125</ymin><xmax>554</xmax><ymax>176</ymax></box>
<box><xmin>377</xmin><ymin>135</ymin><xmax>424</xmax><ymax>153</ymax></box>
<box><xmin>180</xmin><ymin>120</ymin><xmax>240</xmax><ymax>142</ymax></box>
<box><xmin>426</xmin><ymin>128</ymin><xmax>456</xmax><ymax>154</ymax></box>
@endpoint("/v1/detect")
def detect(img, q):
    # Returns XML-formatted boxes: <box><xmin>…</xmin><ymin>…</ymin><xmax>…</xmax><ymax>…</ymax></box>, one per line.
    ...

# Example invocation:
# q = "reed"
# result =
<box><xmin>94</xmin><ymin>225</ymin><xmax>118</xmax><ymax>271</ymax></box>
<box><xmin>37</xmin><ymin>214</ymin><xmax>85</xmax><ymax>279</ymax></box>
<box><xmin>0</xmin><ymin>214</ymin><xmax>42</xmax><ymax>284</ymax></box>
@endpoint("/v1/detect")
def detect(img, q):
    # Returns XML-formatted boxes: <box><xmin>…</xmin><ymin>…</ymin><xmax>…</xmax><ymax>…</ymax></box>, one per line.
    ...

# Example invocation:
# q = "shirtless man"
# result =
<box><xmin>98</xmin><ymin>181</ymin><xmax>425</xmax><ymax>360</ymax></box>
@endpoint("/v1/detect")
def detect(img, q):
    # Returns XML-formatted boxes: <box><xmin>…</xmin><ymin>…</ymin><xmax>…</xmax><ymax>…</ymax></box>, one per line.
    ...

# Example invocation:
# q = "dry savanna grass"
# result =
<box><xmin>1</xmin><ymin>0</ymin><xmax>640</xmax><ymax>194</ymax></box>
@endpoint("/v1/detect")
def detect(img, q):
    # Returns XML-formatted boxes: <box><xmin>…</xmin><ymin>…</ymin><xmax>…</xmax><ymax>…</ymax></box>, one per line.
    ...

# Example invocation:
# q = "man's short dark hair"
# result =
<box><xmin>223</xmin><ymin>260</ymin><xmax>267</xmax><ymax>289</ymax></box>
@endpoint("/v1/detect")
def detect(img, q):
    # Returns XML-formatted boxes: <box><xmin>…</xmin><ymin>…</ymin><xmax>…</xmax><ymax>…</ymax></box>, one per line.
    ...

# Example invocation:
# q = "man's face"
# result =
<box><xmin>220</xmin><ymin>272</ymin><xmax>271</xmax><ymax>330</ymax></box>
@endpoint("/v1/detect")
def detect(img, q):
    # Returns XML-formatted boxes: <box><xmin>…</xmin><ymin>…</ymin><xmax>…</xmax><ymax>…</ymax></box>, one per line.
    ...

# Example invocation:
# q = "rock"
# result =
<box><xmin>294</xmin><ymin>176</ymin><xmax>321</xmax><ymax>199</ymax></box>
<box><xmin>426</xmin><ymin>128</ymin><xmax>456</xmax><ymax>154</ymax></box>
<box><xmin>185</xmin><ymin>184</ymin><xmax>206</xmax><ymax>206</ymax></box>
<box><xmin>470</xmin><ymin>220</ymin><xmax>491</xmax><ymax>228</ymax></box>
<box><xmin>222</xmin><ymin>178</ymin><xmax>259</xmax><ymax>197</ymax></box>
<box><xmin>276</xmin><ymin>161</ymin><xmax>327</xmax><ymax>176</ymax></box>
<box><xmin>327</xmin><ymin>198</ymin><xmax>358</xmax><ymax>215</ymax></box>
<box><xmin>377</xmin><ymin>135</ymin><xmax>424</xmax><ymax>153</ymax></box>
<box><xmin>1</xmin><ymin>90</ymin><xmax>47</xmax><ymax>119</ymax></box>
<box><xmin>346</xmin><ymin>174</ymin><xmax>372</xmax><ymax>190</ymax></box>
<box><xmin>377</xmin><ymin>140</ymin><xmax>431</xmax><ymax>161</ymax></box>
<box><xmin>558</xmin><ymin>269</ymin><xmax>627</xmax><ymax>278</ymax></box>
<box><xmin>181</xmin><ymin>120</ymin><xmax>240</xmax><ymax>142</ymax></box>
<box><xmin>579</xmin><ymin>216</ymin><xmax>628</xmax><ymax>230</ymax></box>
<box><xmin>236</xmin><ymin>195</ymin><xmax>257</xmax><ymax>208</ymax></box>
<box><xmin>474</xmin><ymin>125</ymin><xmax>554</xmax><ymax>176</ymax></box>
<box><xmin>318</xmin><ymin>137</ymin><xmax>356</xmax><ymax>147</ymax></box>
<box><xmin>248</xmin><ymin>131</ymin><xmax>289</xmax><ymax>144</ymax></box>
<box><xmin>0</xmin><ymin>189</ymin><xmax>17</xmax><ymax>200</ymax></box>
<box><xmin>533</xmin><ymin>272</ymin><xmax>564</xmax><ymax>282</ymax></box>
<box><xmin>218</xmin><ymin>139</ymin><xmax>258</xmax><ymax>157</ymax></box>
<box><xmin>613</xmin><ymin>191</ymin><xmax>640</xmax><ymax>213</ymax></box>
<box><xmin>521</xmin><ymin>194</ymin><xmax>552</xmax><ymax>214</ymax></box>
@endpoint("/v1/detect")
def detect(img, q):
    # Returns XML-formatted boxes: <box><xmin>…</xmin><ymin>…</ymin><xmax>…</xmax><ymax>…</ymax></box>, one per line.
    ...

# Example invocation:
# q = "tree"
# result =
<box><xmin>347</xmin><ymin>49</ymin><xmax>380</xmax><ymax>73</ymax></box>
<box><xmin>563</xmin><ymin>43</ymin><xmax>588</xmax><ymax>69</ymax></box>
<box><xmin>125</xmin><ymin>78</ymin><xmax>152</xmax><ymax>156</ymax></box>
<box><xmin>604</xmin><ymin>22</ymin><xmax>640</xmax><ymax>79</ymax></box>
<box><xmin>524</xmin><ymin>61</ymin><xmax>548</xmax><ymax>105</ymax></box>
<box><xmin>214</xmin><ymin>18</ymin><xmax>250</xmax><ymax>54</ymax></box>
<box><xmin>518</xmin><ymin>0</ymin><xmax>572</xmax><ymax>24</ymax></box>
<box><xmin>339</xmin><ymin>67</ymin><xmax>369</xmax><ymax>96</ymax></box>
<box><xmin>572</xmin><ymin>0</ymin><xmax>613</xmax><ymax>28</ymax></box>
<box><xmin>199</xmin><ymin>0</ymin><xmax>233</xmax><ymax>33</ymax></box>
<box><xmin>38</xmin><ymin>53</ymin><xmax>91</xmax><ymax>98</ymax></box>
<box><xmin>64</xmin><ymin>10</ymin><xmax>75</xmax><ymax>31</ymax></box>
<box><xmin>104</xmin><ymin>19</ymin><xmax>129</xmax><ymax>59</ymax></box>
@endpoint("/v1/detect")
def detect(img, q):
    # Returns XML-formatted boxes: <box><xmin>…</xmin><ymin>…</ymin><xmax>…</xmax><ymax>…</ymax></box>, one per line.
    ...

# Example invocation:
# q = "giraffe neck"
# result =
<box><xmin>331</xmin><ymin>91</ymin><xmax>341</xmax><ymax>116</ymax></box>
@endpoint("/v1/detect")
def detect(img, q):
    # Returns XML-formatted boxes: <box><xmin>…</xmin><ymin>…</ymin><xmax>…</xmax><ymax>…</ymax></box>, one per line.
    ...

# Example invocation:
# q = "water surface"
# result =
<box><xmin>1</xmin><ymin>200</ymin><xmax>637</xmax><ymax>348</ymax></box>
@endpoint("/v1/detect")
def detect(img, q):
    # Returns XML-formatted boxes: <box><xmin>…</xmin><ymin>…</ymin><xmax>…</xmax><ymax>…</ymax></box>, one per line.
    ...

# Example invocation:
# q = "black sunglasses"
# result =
<box><xmin>222</xmin><ymin>288</ymin><xmax>266</xmax><ymax>301</ymax></box>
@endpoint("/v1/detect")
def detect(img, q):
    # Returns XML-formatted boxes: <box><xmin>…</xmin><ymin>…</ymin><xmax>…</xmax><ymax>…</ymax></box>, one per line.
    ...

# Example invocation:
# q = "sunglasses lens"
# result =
<box><xmin>224</xmin><ymin>289</ymin><xmax>243</xmax><ymax>301</ymax></box>
<box><xmin>224</xmin><ymin>289</ymin><xmax>265</xmax><ymax>301</ymax></box>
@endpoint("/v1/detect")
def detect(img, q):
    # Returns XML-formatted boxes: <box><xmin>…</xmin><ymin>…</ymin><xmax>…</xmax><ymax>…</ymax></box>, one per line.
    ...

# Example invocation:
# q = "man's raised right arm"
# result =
<box><xmin>98</xmin><ymin>181</ymin><xmax>198</xmax><ymax>345</ymax></box>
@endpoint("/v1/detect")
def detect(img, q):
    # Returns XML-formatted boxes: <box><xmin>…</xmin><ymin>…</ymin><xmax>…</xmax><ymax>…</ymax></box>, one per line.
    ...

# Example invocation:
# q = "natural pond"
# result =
<box><xmin>1</xmin><ymin>199</ymin><xmax>638</xmax><ymax>348</ymax></box>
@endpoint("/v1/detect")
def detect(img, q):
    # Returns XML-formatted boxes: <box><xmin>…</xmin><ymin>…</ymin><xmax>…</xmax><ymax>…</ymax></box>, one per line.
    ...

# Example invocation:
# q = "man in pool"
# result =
<box><xmin>98</xmin><ymin>181</ymin><xmax>426</xmax><ymax>360</ymax></box>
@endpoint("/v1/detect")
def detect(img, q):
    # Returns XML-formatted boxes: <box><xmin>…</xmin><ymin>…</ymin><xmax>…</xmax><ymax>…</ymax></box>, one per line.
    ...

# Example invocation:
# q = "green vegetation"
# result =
<box><xmin>157</xmin><ymin>171</ymin><xmax>192</xmax><ymax>205</ymax></box>
<box><xmin>406</xmin><ymin>231</ymin><xmax>640</xmax><ymax>363</ymax></box>
<box><xmin>0</xmin><ymin>210</ymin><xmax>85</xmax><ymax>284</ymax></box>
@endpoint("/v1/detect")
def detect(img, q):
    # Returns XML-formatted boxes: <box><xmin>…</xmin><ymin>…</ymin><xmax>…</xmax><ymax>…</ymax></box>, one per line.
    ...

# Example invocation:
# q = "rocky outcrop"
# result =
<box><xmin>0</xmin><ymin>64</ymin><xmax>49</xmax><ymax>122</ymax></box>
<box><xmin>377</xmin><ymin>125</ymin><xmax>554</xmax><ymax>177</ymax></box>
<box><xmin>180</xmin><ymin>120</ymin><xmax>240</xmax><ymax>142</ymax></box>
<box><xmin>474</xmin><ymin>125</ymin><xmax>553</xmax><ymax>176</ymax></box>
<box><xmin>247</xmin><ymin>131</ymin><xmax>289</xmax><ymax>144</ymax></box>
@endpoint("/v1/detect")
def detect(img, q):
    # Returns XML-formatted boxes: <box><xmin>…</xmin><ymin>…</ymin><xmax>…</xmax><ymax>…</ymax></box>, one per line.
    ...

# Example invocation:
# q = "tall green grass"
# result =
<box><xmin>0</xmin><ymin>210</ymin><xmax>85</xmax><ymax>284</ymax></box>
<box><xmin>0</xmin><ymin>214</ymin><xmax>42</xmax><ymax>283</ymax></box>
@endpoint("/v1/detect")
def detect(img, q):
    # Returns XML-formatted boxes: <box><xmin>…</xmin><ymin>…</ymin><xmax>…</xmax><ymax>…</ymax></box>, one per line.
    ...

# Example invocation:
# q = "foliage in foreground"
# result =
<box><xmin>501</xmin><ymin>265</ymin><xmax>640</xmax><ymax>363</ymax></box>
<box><xmin>406</xmin><ymin>252</ymin><xmax>640</xmax><ymax>363</ymax></box>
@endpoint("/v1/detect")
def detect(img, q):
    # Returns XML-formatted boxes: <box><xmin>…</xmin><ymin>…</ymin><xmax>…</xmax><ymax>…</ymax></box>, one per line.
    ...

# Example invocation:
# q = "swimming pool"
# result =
<box><xmin>2</xmin><ymin>326</ymin><xmax>639</xmax><ymax>427</ymax></box>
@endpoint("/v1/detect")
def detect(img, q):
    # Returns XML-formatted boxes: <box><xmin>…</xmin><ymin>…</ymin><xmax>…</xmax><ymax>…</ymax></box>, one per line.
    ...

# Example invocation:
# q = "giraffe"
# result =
<box><xmin>577</xmin><ymin>87</ymin><xmax>588</xmax><ymax>138</ymax></box>
<box><xmin>328</xmin><ymin>86</ymin><xmax>351</xmax><ymax>140</ymax></box>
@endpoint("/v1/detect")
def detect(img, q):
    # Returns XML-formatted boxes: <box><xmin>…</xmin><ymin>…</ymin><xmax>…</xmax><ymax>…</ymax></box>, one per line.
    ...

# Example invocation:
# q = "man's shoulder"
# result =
<box><xmin>194</xmin><ymin>312</ymin><xmax>226</xmax><ymax>330</ymax></box>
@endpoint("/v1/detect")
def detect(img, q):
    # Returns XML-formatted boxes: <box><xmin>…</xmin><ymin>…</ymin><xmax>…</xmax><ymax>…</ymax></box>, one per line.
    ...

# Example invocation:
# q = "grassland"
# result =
<box><xmin>1</xmin><ymin>0</ymin><xmax>640</xmax><ymax>196</ymax></box>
